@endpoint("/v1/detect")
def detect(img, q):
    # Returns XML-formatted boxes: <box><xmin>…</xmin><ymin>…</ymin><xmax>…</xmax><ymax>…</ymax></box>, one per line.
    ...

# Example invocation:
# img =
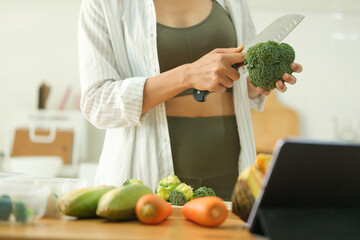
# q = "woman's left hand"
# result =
<box><xmin>256</xmin><ymin>62</ymin><xmax>303</xmax><ymax>96</ymax></box>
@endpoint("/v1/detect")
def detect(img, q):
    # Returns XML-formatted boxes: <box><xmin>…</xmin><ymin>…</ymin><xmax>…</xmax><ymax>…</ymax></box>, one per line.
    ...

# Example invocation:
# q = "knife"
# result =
<box><xmin>192</xmin><ymin>14</ymin><xmax>305</xmax><ymax>102</ymax></box>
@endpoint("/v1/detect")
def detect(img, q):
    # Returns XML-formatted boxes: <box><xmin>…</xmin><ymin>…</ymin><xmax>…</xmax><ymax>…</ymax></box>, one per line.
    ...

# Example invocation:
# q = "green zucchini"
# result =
<box><xmin>96</xmin><ymin>184</ymin><xmax>153</xmax><ymax>221</ymax></box>
<box><xmin>57</xmin><ymin>185</ymin><xmax>116</xmax><ymax>218</ymax></box>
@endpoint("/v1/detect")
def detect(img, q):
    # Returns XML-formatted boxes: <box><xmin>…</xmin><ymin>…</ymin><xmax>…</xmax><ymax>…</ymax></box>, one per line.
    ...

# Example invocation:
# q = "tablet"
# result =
<box><xmin>247</xmin><ymin>138</ymin><xmax>360</xmax><ymax>240</ymax></box>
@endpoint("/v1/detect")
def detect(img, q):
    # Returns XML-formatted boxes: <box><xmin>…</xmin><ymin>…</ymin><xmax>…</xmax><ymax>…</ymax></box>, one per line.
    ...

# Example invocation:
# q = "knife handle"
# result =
<box><xmin>192</xmin><ymin>89</ymin><xmax>210</xmax><ymax>102</ymax></box>
<box><xmin>192</xmin><ymin>64</ymin><xmax>239</xmax><ymax>102</ymax></box>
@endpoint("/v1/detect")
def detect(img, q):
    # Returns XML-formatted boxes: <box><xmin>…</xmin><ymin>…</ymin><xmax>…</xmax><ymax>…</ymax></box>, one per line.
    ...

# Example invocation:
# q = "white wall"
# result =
<box><xmin>0</xmin><ymin>0</ymin><xmax>359</xmax><ymax>164</ymax></box>
<box><xmin>0</xmin><ymin>0</ymin><xmax>104</xmax><ymax>162</ymax></box>
<box><xmin>250</xmin><ymin>9</ymin><xmax>360</xmax><ymax>142</ymax></box>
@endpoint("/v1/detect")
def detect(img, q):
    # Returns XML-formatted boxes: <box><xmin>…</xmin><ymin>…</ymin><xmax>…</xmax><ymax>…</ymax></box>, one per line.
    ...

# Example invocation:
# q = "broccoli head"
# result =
<box><xmin>169</xmin><ymin>183</ymin><xmax>193</xmax><ymax>206</ymax></box>
<box><xmin>245</xmin><ymin>40</ymin><xmax>295</xmax><ymax>90</ymax></box>
<box><xmin>122</xmin><ymin>179</ymin><xmax>142</xmax><ymax>186</ymax></box>
<box><xmin>193</xmin><ymin>186</ymin><xmax>216</xmax><ymax>198</ymax></box>
<box><xmin>156</xmin><ymin>174</ymin><xmax>181</xmax><ymax>201</ymax></box>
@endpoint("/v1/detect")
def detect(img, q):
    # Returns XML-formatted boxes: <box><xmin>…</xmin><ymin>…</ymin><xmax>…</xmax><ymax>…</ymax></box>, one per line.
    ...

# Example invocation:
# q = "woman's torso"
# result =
<box><xmin>154</xmin><ymin>0</ymin><xmax>237</xmax><ymax>117</ymax></box>
<box><xmin>155</xmin><ymin>0</ymin><xmax>240</xmax><ymax>200</ymax></box>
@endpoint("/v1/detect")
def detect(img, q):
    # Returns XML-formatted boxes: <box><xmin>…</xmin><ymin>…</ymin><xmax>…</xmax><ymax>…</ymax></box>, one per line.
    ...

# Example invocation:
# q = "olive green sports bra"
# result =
<box><xmin>156</xmin><ymin>0</ymin><xmax>237</xmax><ymax>96</ymax></box>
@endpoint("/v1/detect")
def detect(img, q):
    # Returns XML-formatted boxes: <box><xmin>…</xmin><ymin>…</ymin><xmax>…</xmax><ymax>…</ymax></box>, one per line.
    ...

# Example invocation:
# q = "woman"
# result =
<box><xmin>78</xmin><ymin>0</ymin><xmax>302</xmax><ymax>200</ymax></box>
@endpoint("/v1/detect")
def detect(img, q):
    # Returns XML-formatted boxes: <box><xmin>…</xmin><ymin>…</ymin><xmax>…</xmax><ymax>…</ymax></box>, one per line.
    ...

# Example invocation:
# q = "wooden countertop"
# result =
<box><xmin>0</xmin><ymin>208</ymin><xmax>262</xmax><ymax>240</ymax></box>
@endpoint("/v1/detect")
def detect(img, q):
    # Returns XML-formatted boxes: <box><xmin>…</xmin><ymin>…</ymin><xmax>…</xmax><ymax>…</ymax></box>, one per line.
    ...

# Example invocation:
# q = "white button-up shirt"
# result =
<box><xmin>78</xmin><ymin>0</ymin><xmax>266</xmax><ymax>191</ymax></box>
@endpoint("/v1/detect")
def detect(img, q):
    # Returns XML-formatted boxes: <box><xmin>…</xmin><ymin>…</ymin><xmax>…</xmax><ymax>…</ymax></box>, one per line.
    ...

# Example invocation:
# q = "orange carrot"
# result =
<box><xmin>182</xmin><ymin>196</ymin><xmax>227</xmax><ymax>227</ymax></box>
<box><xmin>135</xmin><ymin>194</ymin><xmax>173</xmax><ymax>224</ymax></box>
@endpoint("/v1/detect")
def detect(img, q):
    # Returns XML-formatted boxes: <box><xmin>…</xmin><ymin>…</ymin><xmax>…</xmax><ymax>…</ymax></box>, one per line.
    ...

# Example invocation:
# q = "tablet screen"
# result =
<box><xmin>247</xmin><ymin>139</ymin><xmax>360</xmax><ymax>236</ymax></box>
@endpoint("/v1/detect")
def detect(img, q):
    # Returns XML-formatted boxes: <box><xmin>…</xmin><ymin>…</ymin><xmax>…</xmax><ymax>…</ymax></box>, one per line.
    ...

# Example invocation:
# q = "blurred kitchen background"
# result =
<box><xmin>0</xmin><ymin>0</ymin><xmax>359</xmax><ymax>183</ymax></box>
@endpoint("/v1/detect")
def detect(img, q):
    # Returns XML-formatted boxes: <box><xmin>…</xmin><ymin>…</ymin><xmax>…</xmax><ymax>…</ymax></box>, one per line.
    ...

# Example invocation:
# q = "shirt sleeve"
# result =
<box><xmin>248</xmin><ymin>92</ymin><xmax>266</xmax><ymax>111</ymax></box>
<box><xmin>78</xmin><ymin>0</ymin><xmax>148</xmax><ymax>129</ymax></box>
<box><xmin>240</xmin><ymin>0</ymin><xmax>266</xmax><ymax>112</ymax></box>
<box><xmin>243</xmin><ymin>71</ymin><xmax>266</xmax><ymax>111</ymax></box>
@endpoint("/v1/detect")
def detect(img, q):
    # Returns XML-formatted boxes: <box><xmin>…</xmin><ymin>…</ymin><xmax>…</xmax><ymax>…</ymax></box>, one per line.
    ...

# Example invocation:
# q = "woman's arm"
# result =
<box><xmin>79</xmin><ymin>0</ymin><xmax>247</xmax><ymax>127</ymax></box>
<box><xmin>142</xmin><ymin>46</ymin><xmax>246</xmax><ymax>113</ymax></box>
<box><xmin>79</xmin><ymin>0</ymin><xmax>149</xmax><ymax>128</ymax></box>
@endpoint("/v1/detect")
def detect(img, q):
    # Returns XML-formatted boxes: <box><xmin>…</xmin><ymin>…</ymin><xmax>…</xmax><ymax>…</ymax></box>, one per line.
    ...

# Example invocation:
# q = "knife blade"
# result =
<box><xmin>193</xmin><ymin>14</ymin><xmax>305</xmax><ymax>102</ymax></box>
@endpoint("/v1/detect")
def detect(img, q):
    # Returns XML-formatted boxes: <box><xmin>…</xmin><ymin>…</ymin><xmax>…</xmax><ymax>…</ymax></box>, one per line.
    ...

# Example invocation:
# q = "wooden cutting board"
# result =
<box><xmin>11</xmin><ymin>129</ymin><xmax>74</xmax><ymax>165</ymax></box>
<box><xmin>251</xmin><ymin>92</ymin><xmax>299</xmax><ymax>154</ymax></box>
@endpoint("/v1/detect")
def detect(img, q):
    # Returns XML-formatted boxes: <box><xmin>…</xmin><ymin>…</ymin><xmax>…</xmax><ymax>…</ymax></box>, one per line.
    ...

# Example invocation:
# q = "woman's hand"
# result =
<box><xmin>183</xmin><ymin>45</ymin><xmax>246</xmax><ymax>92</ymax></box>
<box><xmin>248</xmin><ymin>62</ymin><xmax>303</xmax><ymax>97</ymax></box>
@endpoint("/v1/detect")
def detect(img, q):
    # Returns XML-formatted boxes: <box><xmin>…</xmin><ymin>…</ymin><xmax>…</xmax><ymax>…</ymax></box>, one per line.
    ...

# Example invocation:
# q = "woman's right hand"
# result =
<box><xmin>183</xmin><ymin>45</ymin><xmax>245</xmax><ymax>93</ymax></box>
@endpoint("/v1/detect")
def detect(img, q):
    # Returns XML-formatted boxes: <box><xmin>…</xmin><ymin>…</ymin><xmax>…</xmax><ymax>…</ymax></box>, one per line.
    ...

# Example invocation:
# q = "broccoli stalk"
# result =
<box><xmin>122</xmin><ymin>179</ymin><xmax>142</xmax><ymax>186</ymax></box>
<box><xmin>245</xmin><ymin>40</ymin><xmax>295</xmax><ymax>89</ymax></box>
<box><xmin>169</xmin><ymin>183</ymin><xmax>193</xmax><ymax>206</ymax></box>
<box><xmin>193</xmin><ymin>186</ymin><xmax>216</xmax><ymax>198</ymax></box>
<box><xmin>156</xmin><ymin>174</ymin><xmax>181</xmax><ymax>201</ymax></box>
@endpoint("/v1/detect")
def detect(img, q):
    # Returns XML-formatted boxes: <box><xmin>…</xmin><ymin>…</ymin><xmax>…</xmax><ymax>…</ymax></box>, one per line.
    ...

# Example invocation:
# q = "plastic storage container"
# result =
<box><xmin>0</xmin><ymin>172</ymin><xmax>25</xmax><ymax>181</ymax></box>
<box><xmin>4</xmin><ymin>176</ymin><xmax>87</xmax><ymax>218</ymax></box>
<box><xmin>0</xmin><ymin>182</ymin><xmax>51</xmax><ymax>224</ymax></box>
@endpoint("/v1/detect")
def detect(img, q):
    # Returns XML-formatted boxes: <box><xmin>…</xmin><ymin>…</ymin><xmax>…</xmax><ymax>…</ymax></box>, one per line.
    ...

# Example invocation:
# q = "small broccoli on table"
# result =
<box><xmin>193</xmin><ymin>186</ymin><xmax>216</xmax><ymax>199</ymax></box>
<box><xmin>245</xmin><ymin>40</ymin><xmax>295</xmax><ymax>90</ymax></box>
<box><xmin>169</xmin><ymin>183</ymin><xmax>193</xmax><ymax>206</ymax></box>
<box><xmin>156</xmin><ymin>174</ymin><xmax>181</xmax><ymax>201</ymax></box>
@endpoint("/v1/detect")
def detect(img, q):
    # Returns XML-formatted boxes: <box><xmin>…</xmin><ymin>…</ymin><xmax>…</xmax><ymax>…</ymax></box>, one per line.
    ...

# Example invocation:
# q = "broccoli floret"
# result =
<box><xmin>156</xmin><ymin>174</ymin><xmax>181</xmax><ymax>201</ymax></box>
<box><xmin>245</xmin><ymin>40</ymin><xmax>295</xmax><ymax>89</ymax></box>
<box><xmin>122</xmin><ymin>179</ymin><xmax>142</xmax><ymax>186</ymax></box>
<box><xmin>193</xmin><ymin>187</ymin><xmax>216</xmax><ymax>198</ymax></box>
<box><xmin>168</xmin><ymin>183</ymin><xmax>193</xmax><ymax>206</ymax></box>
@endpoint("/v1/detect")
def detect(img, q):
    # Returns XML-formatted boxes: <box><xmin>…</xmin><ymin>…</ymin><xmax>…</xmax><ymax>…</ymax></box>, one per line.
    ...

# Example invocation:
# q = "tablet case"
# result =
<box><xmin>248</xmin><ymin>139</ymin><xmax>360</xmax><ymax>240</ymax></box>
